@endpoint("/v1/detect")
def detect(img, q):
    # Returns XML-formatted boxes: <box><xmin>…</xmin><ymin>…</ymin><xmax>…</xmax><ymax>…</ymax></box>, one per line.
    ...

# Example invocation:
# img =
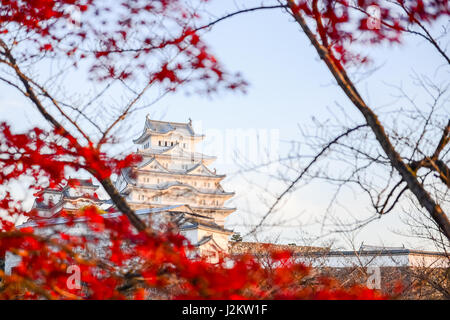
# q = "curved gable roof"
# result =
<box><xmin>146</xmin><ymin>118</ymin><xmax>195</xmax><ymax>135</ymax></box>
<box><xmin>186</xmin><ymin>162</ymin><xmax>217</xmax><ymax>176</ymax></box>
<box><xmin>132</xmin><ymin>181</ymin><xmax>234</xmax><ymax>196</ymax></box>
<box><xmin>133</xmin><ymin>118</ymin><xmax>204</xmax><ymax>144</ymax></box>
<box><xmin>138</xmin><ymin>158</ymin><xmax>169</xmax><ymax>172</ymax></box>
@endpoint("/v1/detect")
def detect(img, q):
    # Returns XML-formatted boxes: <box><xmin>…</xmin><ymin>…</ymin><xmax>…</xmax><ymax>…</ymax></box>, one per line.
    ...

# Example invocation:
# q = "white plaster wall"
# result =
<box><xmin>294</xmin><ymin>254</ymin><xmax>448</xmax><ymax>268</ymax></box>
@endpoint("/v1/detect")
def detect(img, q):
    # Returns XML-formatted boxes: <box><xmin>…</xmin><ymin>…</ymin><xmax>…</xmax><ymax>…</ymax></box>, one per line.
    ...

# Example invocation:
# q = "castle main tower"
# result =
<box><xmin>115</xmin><ymin>116</ymin><xmax>235</xmax><ymax>254</ymax></box>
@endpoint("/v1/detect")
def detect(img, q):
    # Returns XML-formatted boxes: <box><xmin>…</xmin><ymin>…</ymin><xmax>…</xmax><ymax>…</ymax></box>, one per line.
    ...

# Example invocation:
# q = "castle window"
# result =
<box><xmin>158</xmin><ymin>141</ymin><xmax>161</xmax><ymax>146</ymax></box>
<box><xmin>165</xmin><ymin>141</ymin><xmax>168</xmax><ymax>146</ymax></box>
<box><xmin>171</xmin><ymin>142</ymin><xmax>174</xmax><ymax>146</ymax></box>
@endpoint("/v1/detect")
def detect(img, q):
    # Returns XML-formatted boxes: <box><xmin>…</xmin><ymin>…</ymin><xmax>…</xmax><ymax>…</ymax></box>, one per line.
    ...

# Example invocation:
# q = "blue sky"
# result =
<box><xmin>1</xmin><ymin>1</ymin><xmax>448</xmax><ymax>249</ymax></box>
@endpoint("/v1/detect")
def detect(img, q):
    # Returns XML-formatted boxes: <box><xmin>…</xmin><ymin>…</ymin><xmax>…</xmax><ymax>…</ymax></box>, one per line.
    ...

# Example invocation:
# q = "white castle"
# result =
<box><xmin>114</xmin><ymin>117</ymin><xmax>235</xmax><ymax>254</ymax></box>
<box><xmin>27</xmin><ymin>117</ymin><xmax>235</xmax><ymax>258</ymax></box>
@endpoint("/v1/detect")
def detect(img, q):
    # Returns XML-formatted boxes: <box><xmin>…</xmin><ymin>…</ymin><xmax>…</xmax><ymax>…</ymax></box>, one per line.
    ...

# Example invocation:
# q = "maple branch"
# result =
<box><xmin>312</xmin><ymin>0</ymin><xmax>329</xmax><ymax>48</ymax></box>
<box><xmin>391</xmin><ymin>0</ymin><xmax>450</xmax><ymax>65</ymax></box>
<box><xmin>194</xmin><ymin>4</ymin><xmax>287</xmax><ymax>32</ymax></box>
<box><xmin>347</xmin><ymin>1</ymin><xmax>450</xmax><ymax>65</ymax></box>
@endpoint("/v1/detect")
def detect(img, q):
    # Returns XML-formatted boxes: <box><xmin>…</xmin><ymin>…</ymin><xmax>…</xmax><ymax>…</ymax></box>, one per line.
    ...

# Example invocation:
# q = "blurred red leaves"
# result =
<box><xmin>288</xmin><ymin>0</ymin><xmax>449</xmax><ymax>67</ymax></box>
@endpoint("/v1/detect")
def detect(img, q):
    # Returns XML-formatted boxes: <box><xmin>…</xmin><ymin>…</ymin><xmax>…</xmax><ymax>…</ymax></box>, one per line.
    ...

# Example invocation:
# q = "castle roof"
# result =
<box><xmin>32</xmin><ymin>195</ymin><xmax>103</xmax><ymax>212</ymax></box>
<box><xmin>133</xmin><ymin>118</ymin><xmax>204</xmax><ymax>144</ymax></box>
<box><xmin>145</xmin><ymin>118</ymin><xmax>195</xmax><ymax>135</ymax></box>
<box><xmin>135</xmin><ymin>157</ymin><xmax>224</xmax><ymax>177</ymax></box>
<box><xmin>31</xmin><ymin>178</ymin><xmax>103</xmax><ymax>217</ymax></box>
<box><xmin>189</xmin><ymin>205</ymin><xmax>236</xmax><ymax>214</ymax></box>
<box><xmin>21</xmin><ymin>205</ymin><xmax>188</xmax><ymax>228</ymax></box>
<box><xmin>21</xmin><ymin>205</ymin><xmax>232</xmax><ymax>235</ymax></box>
<box><xmin>34</xmin><ymin>178</ymin><xmax>98</xmax><ymax>196</ymax></box>
<box><xmin>186</xmin><ymin>162</ymin><xmax>218</xmax><ymax>176</ymax></box>
<box><xmin>128</xmin><ymin>181</ymin><xmax>235</xmax><ymax>197</ymax></box>
<box><xmin>137</xmin><ymin>144</ymin><xmax>216</xmax><ymax>161</ymax></box>
<box><xmin>229</xmin><ymin>242</ymin><xmax>324</xmax><ymax>255</ymax></box>
<box><xmin>137</xmin><ymin>158</ymin><xmax>169</xmax><ymax>173</ymax></box>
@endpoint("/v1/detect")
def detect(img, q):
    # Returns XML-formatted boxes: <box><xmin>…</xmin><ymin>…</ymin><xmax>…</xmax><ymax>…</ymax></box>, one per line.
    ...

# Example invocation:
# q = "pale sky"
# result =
<box><xmin>0</xmin><ymin>1</ymin><xmax>448</xmax><ymax>250</ymax></box>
